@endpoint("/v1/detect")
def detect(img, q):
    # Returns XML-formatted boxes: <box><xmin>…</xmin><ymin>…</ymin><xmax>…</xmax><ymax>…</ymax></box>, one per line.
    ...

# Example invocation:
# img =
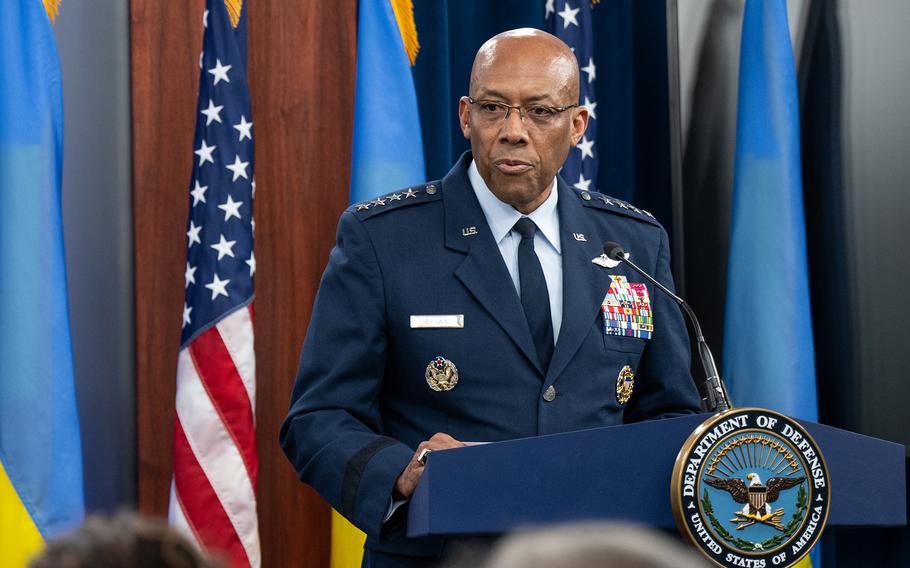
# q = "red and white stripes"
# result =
<box><xmin>169</xmin><ymin>306</ymin><xmax>260</xmax><ymax>567</ymax></box>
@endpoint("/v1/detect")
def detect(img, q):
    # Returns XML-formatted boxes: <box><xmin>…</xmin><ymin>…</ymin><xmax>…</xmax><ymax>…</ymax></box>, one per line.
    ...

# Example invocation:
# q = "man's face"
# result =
<box><xmin>459</xmin><ymin>38</ymin><xmax>588</xmax><ymax>214</ymax></box>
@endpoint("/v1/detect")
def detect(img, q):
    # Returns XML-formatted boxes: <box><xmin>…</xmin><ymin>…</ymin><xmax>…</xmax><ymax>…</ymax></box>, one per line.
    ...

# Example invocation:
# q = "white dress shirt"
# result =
<box><xmin>468</xmin><ymin>160</ymin><xmax>563</xmax><ymax>342</ymax></box>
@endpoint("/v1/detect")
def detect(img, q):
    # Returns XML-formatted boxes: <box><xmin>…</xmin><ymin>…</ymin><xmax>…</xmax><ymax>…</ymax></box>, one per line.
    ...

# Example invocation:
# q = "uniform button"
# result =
<box><xmin>542</xmin><ymin>385</ymin><xmax>556</xmax><ymax>402</ymax></box>
<box><xmin>581</xmin><ymin>191</ymin><xmax>591</xmax><ymax>201</ymax></box>
<box><xmin>425</xmin><ymin>184</ymin><xmax>438</xmax><ymax>195</ymax></box>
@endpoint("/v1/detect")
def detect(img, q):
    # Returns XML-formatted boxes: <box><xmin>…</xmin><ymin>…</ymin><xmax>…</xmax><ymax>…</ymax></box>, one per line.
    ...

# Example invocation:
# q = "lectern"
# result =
<box><xmin>407</xmin><ymin>414</ymin><xmax>906</xmax><ymax>537</ymax></box>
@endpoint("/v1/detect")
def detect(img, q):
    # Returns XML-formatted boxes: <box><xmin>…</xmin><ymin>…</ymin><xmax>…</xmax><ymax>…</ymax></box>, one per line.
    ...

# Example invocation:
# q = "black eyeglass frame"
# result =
<box><xmin>464</xmin><ymin>96</ymin><xmax>580</xmax><ymax>124</ymax></box>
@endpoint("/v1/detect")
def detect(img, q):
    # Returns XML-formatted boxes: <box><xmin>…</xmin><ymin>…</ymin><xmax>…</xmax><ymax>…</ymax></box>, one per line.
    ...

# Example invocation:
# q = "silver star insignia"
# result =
<box><xmin>356</xmin><ymin>203</ymin><xmax>370</xmax><ymax>211</ymax></box>
<box><xmin>403</xmin><ymin>188</ymin><xmax>418</xmax><ymax>198</ymax></box>
<box><xmin>388</xmin><ymin>193</ymin><xmax>402</xmax><ymax>201</ymax></box>
<box><xmin>372</xmin><ymin>197</ymin><xmax>387</xmax><ymax>206</ymax></box>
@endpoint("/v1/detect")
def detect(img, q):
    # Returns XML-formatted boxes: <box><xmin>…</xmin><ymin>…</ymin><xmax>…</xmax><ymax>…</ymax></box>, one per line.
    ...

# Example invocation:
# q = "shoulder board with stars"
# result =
<box><xmin>349</xmin><ymin>182</ymin><xmax>442</xmax><ymax>219</ymax></box>
<box><xmin>573</xmin><ymin>188</ymin><xmax>659</xmax><ymax>226</ymax></box>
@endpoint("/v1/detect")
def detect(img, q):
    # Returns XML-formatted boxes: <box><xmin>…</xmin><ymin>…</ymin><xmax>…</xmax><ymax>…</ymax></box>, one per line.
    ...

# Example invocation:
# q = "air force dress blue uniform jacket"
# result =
<box><xmin>280</xmin><ymin>153</ymin><xmax>702</xmax><ymax>562</ymax></box>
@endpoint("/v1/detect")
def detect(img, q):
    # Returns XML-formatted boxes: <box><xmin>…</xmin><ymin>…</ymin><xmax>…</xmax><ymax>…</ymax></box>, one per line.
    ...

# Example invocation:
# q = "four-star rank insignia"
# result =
<box><xmin>425</xmin><ymin>356</ymin><xmax>458</xmax><ymax>392</ymax></box>
<box><xmin>616</xmin><ymin>365</ymin><xmax>634</xmax><ymax>404</ymax></box>
<box><xmin>671</xmin><ymin>408</ymin><xmax>830</xmax><ymax>568</ymax></box>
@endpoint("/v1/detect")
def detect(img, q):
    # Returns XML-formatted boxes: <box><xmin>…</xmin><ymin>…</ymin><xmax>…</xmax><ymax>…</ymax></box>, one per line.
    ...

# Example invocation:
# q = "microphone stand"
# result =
<box><xmin>604</xmin><ymin>244</ymin><xmax>732</xmax><ymax>413</ymax></box>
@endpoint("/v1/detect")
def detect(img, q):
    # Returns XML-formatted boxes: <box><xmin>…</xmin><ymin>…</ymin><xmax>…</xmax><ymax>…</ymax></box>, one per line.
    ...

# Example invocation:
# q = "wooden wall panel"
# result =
<box><xmin>248</xmin><ymin>0</ymin><xmax>357</xmax><ymax>566</ymax></box>
<box><xmin>132</xmin><ymin>1</ymin><xmax>357</xmax><ymax>566</ymax></box>
<box><xmin>132</xmin><ymin>0</ymin><xmax>203</xmax><ymax>518</ymax></box>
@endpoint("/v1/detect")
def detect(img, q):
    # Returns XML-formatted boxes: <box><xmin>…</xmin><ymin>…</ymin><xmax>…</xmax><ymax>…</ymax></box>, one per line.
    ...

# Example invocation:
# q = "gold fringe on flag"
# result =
<box><xmin>43</xmin><ymin>0</ymin><xmax>61</xmax><ymax>23</ymax></box>
<box><xmin>224</xmin><ymin>0</ymin><xmax>242</xmax><ymax>28</ymax></box>
<box><xmin>390</xmin><ymin>0</ymin><xmax>420</xmax><ymax>66</ymax></box>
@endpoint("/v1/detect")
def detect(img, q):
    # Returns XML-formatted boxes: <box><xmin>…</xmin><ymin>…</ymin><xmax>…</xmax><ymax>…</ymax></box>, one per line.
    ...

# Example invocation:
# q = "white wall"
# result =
<box><xmin>55</xmin><ymin>1</ymin><xmax>135</xmax><ymax>512</ymax></box>
<box><xmin>839</xmin><ymin>0</ymin><xmax>910</xmax><ymax>443</ymax></box>
<box><xmin>677</xmin><ymin>0</ymin><xmax>809</xmax><ymax>151</ymax></box>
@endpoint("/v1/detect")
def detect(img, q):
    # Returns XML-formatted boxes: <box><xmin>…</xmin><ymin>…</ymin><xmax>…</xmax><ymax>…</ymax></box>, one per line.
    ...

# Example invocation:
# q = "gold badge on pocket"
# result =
<box><xmin>426</xmin><ymin>356</ymin><xmax>458</xmax><ymax>392</ymax></box>
<box><xmin>616</xmin><ymin>365</ymin><xmax>634</xmax><ymax>404</ymax></box>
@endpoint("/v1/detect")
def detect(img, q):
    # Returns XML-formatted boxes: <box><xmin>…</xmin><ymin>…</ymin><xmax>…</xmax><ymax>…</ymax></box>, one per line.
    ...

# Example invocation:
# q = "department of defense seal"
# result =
<box><xmin>671</xmin><ymin>408</ymin><xmax>829</xmax><ymax>568</ymax></box>
<box><xmin>616</xmin><ymin>365</ymin><xmax>634</xmax><ymax>405</ymax></box>
<box><xmin>425</xmin><ymin>356</ymin><xmax>458</xmax><ymax>392</ymax></box>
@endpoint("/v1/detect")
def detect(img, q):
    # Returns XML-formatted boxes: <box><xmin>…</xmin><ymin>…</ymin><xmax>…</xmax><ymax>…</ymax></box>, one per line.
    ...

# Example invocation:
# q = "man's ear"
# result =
<box><xmin>458</xmin><ymin>97</ymin><xmax>471</xmax><ymax>139</ymax></box>
<box><xmin>569</xmin><ymin>107</ymin><xmax>589</xmax><ymax>146</ymax></box>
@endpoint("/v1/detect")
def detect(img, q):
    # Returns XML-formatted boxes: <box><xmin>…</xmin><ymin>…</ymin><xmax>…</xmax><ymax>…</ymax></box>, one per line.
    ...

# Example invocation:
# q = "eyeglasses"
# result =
<box><xmin>465</xmin><ymin>96</ymin><xmax>579</xmax><ymax>128</ymax></box>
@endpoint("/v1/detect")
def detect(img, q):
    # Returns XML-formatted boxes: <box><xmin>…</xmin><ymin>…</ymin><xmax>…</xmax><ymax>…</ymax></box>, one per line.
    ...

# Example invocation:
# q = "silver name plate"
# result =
<box><xmin>409</xmin><ymin>315</ymin><xmax>464</xmax><ymax>329</ymax></box>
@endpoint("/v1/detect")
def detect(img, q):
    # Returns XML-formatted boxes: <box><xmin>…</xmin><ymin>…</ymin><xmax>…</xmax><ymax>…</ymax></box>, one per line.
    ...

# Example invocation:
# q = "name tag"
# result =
<box><xmin>410</xmin><ymin>315</ymin><xmax>464</xmax><ymax>329</ymax></box>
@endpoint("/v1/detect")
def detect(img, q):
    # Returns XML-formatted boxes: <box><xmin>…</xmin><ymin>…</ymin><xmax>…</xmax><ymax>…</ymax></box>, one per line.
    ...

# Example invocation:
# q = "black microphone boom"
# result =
<box><xmin>602</xmin><ymin>241</ymin><xmax>731</xmax><ymax>413</ymax></box>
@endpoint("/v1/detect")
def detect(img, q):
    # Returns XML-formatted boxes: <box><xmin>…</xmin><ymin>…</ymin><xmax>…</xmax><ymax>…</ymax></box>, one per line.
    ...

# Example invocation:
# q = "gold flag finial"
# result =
<box><xmin>43</xmin><ymin>0</ymin><xmax>61</xmax><ymax>23</ymax></box>
<box><xmin>224</xmin><ymin>0</ymin><xmax>242</xmax><ymax>28</ymax></box>
<box><xmin>390</xmin><ymin>0</ymin><xmax>420</xmax><ymax>66</ymax></box>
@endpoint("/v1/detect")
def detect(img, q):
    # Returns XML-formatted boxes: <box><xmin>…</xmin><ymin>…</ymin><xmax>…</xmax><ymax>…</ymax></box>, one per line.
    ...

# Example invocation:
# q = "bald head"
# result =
<box><xmin>469</xmin><ymin>29</ymin><xmax>580</xmax><ymax>102</ymax></box>
<box><xmin>459</xmin><ymin>28</ymin><xmax>588</xmax><ymax>214</ymax></box>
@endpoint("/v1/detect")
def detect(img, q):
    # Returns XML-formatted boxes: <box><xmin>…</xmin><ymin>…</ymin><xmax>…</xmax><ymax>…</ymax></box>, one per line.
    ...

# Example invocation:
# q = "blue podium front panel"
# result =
<box><xmin>407</xmin><ymin>415</ymin><xmax>905</xmax><ymax>537</ymax></box>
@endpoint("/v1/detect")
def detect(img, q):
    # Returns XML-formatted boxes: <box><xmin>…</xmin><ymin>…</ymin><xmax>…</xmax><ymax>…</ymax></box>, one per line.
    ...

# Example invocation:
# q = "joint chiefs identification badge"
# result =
<box><xmin>425</xmin><ymin>356</ymin><xmax>458</xmax><ymax>392</ymax></box>
<box><xmin>671</xmin><ymin>408</ymin><xmax>830</xmax><ymax>568</ymax></box>
<box><xmin>616</xmin><ymin>365</ymin><xmax>634</xmax><ymax>404</ymax></box>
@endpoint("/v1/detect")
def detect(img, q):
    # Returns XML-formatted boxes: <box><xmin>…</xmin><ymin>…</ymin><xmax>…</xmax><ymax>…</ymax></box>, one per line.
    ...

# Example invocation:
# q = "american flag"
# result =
<box><xmin>545</xmin><ymin>0</ymin><xmax>599</xmax><ymax>192</ymax></box>
<box><xmin>168</xmin><ymin>1</ymin><xmax>259</xmax><ymax>566</ymax></box>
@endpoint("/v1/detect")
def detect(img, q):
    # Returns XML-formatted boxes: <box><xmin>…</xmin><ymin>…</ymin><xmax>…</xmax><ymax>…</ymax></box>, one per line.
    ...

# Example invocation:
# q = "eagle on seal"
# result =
<box><xmin>706</xmin><ymin>473</ymin><xmax>805</xmax><ymax>517</ymax></box>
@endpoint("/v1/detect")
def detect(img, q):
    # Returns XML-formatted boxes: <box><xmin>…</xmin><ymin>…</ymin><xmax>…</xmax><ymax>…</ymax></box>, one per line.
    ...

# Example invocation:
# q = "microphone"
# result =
<box><xmin>602</xmin><ymin>241</ymin><xmax>731</xmax><ymax>413</ymax></box>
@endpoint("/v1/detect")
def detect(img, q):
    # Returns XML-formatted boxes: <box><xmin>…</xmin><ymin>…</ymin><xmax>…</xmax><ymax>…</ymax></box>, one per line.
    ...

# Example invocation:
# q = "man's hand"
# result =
<box><xmin>394</xmin><ymin>432</ymin><xmax>465</xmax><ymax>499</ymax></box>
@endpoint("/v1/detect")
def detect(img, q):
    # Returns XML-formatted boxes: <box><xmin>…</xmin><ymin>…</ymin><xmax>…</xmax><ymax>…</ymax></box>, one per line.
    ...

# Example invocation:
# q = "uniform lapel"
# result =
<box><xmin>546</xmin><ymin>180</ymin><xmax>614</xmax><ymax>384</ymax></box>
<box><xmin>443</xmin><ymin>155</ymin><xmax>545</xmax><ymax>375</ymax></box>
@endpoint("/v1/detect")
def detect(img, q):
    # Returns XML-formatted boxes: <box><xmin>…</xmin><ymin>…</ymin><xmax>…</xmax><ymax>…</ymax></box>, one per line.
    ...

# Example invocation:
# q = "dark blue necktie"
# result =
<box><xmin>513</xmin><ymin>217</ymin><xmax>554</xmax><ymax>371</ymax></box>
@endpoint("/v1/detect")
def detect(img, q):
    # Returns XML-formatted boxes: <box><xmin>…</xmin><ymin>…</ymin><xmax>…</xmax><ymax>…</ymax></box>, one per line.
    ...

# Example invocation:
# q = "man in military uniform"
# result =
<box><xmin>280</xmin><ymin>29</ymin><xmax>701</xmax><ymax>567</ymax></box>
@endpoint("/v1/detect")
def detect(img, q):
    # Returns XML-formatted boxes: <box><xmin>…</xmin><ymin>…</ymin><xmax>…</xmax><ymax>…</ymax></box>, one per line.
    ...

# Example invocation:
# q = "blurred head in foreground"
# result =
<box><xmin>29</xmin><ymin>512</ymin><xmax>225</xmax><ymax>568</ymax></box>
<box><xmin>478</xmin><ymin>522</ymin><xmax>710</xmax><ymax>568</ymax></box>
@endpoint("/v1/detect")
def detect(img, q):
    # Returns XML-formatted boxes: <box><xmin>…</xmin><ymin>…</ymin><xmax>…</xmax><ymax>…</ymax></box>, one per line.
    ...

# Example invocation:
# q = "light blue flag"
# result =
<box><xmin>724</xmin><ymin>0</ymin><xmax>818</xmax><ymax>423</ymax></box>
<box><xmin>350</xmin><ymin>0</ymin><xmax>426</xmax><ymax>204</ymax></box>
<box><xmin>0</xmin><ymin>0</ymin><xmax>85</xmax><ymax>550</ymax></box>
<box><xmin>336</xmin><ymin>3</ymin><xmax>427</xmax><ymax>561</ymax></box>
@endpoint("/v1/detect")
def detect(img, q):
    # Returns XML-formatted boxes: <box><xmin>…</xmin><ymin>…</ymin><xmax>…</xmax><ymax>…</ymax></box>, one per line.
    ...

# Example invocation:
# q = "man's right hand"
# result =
<box><xmin>394</xmin><ymin>432</ymin><xmax>465</xmax><ymax>499</ymax></box>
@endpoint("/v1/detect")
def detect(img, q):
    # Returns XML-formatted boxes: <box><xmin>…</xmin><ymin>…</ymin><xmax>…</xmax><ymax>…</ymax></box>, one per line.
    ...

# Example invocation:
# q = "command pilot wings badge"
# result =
<box><xmin>592</xmin><ymin>253</ymin><xmax>620</xmax><ymax>269</ymax></box>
